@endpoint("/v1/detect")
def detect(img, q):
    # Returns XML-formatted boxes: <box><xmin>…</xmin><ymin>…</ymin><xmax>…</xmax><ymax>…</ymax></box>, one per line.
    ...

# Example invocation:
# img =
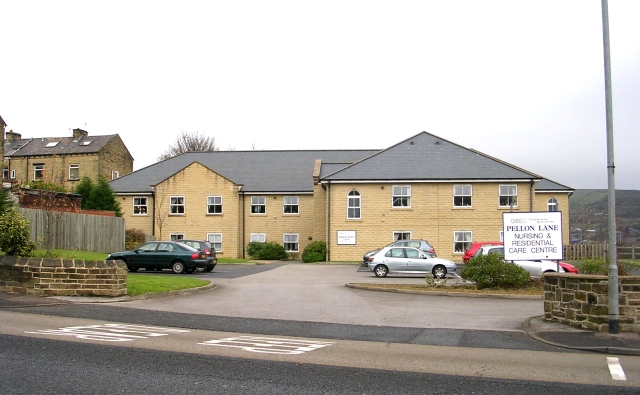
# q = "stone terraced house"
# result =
<box><xmin>109</xmin><ymin>131</ymin><xmax>573</xmax><ymax>261</ymax></box>
<box><xmin>2</xmin><ymin>125</ymin><xmax>133</xmax><ymax>191</ymax></box>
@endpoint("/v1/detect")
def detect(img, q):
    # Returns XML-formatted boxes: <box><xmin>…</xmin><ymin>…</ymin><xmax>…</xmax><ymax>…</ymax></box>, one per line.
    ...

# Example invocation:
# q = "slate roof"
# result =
<box><xmin>322</xmin><ymin>132</ymin><xmax>542</xmax><ymax>182</ymax></box>
<box><xmin>4</xmin><ymin>135</ymin><xmax>120</xmax><ymax>157</ymax></box>
<box><xmin>109</xmin><ymin>150</ymin><xmax>378</xmax><ymax>194</ymax></box>
<box><xmin>109</xmin><ymin>131</ymin><xmax>572</xmax><ymax>194</ymax></box>
<box><xmin>534</xmin><ymin>178</ymin><xmax>574</xmax><ymax>192</ymax></box>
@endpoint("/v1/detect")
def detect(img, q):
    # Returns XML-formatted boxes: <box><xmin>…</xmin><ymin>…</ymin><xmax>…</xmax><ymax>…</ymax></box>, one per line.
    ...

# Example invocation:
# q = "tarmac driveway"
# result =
<box><xmin>117</xmin><ymin>263</ymin><xmax>544</xmax><ymax>332</ymax></box>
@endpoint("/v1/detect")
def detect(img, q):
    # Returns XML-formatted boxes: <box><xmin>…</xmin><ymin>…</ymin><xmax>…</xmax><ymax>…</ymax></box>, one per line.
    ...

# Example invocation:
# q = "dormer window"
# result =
<box><xmin>80</xmin><ymin>141</ymin><xmax>92</xmax><ymax>146</ymax></box>
<box><xmin>45</xmin><ymin>142</ymin><xmax>60</xmax><ymax>148</ymax></box>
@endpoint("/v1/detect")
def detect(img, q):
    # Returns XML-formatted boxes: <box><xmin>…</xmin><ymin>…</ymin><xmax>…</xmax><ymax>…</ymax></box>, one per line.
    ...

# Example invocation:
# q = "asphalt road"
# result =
<box><xmin>1</xmin><ymin>263</ymin><xmax>639</xmax><ymax>393</ymax></box>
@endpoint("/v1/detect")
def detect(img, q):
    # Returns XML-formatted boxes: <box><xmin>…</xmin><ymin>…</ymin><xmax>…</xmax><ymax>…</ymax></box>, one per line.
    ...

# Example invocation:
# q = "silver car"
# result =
<box><xmin>367</xmin><ymin>246</ymin><xmax>457</xmax><ymax>278</ymax></box>
<box><xmin>473</xmin><ymin>245</ymin><xmax>566</xmax><ymax>276</ymax></box>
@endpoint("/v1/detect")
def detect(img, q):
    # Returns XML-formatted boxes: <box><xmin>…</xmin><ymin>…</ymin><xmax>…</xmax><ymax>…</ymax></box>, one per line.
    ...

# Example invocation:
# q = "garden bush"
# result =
<box><xmin>301</xmin><ymin>241</ymin><xmax>326</xmax><ymax>263</ymax></box>
<box><xmin>246</xmin><ymin>241</ymin><xmax>288</xmax><ymax>260</ymax></box>
<box><xmin>460</xmin><ymin>253</ymin><xmax>530</xmax><ymax>289</ymax></box>
<box><xmin>125</xmin><ymin>228</ymin><xmax>147</xmax><ymax>251</ymax></box>
<box><xmin>0</xmin><ymin>208</ymin><xmax>37</xmax><ymax>256</ymax></box>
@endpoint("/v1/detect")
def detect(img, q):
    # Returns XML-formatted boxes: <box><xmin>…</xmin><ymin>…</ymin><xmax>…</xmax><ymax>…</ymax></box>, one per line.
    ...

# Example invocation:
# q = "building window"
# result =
<box><xmin>454</xmin><ymin>231</ymin><xmax>472</xmax><ymax>253</ymax></box>
<box><xmin>283</xmin><ymin>196</ymin><xmax>299</xmax><ymax>214</ymax></box>
<box><xmin>547</xmin><ymin>198</ymin><xmax>558</xmax><ymax>212</ymax></box>
<box><xmin>2</xmin><ymin>168</ymin><xmax>8</xmax><ymax>179</ymax></box>
<box><xmin>250</xmin><ymin>233</ymin><xmax>266</xmax><ymax>242</ymax></box>
<box><xmin>10</xmin><ymin>170</ymin><xmax>16</xmax><ymax>179</ymax></box>
<box><xmin>69</xmin><ymin>164</ymin><xmax>79</xmax><ymax>180</ymax></box>
<box><xmin>133</xmin><ymin>197</ymin><xmax>148</xmax><ymax>215</ymax></box>
<box><xmin>347</xmin><ymin>190</ymin><xmax>361</xmax><ymax>219</ymax></box>
<box><xmin>33</xmin><ymin>164</ymin><xmax>44</xmax><ymax>180</ymax></box>
<box><xmin>207</xmin><ymin>196</ymin><xmax>222</xmax><ymax>214</ymax></box>
<box><xmin>170</xmin><ymin>196</ymin><xmax>185</xmax><ymax>215</ymax></box>
<box><xmin>393</xmin><ymin>231</ymin><xmax>411</xmax><ymax>241</ymax></box>
<box><xmin>453</xmin><ymin>185</ymin><xmax>472</xmax><ymax>207</ymax></box>
<box><xmin>392</xmin><ymin>185</ymin><xmax>411</xmax><ymax>207</ymax></box>
<box><xmin>207</xmin><ymin>233</ymin><xmax>222</xmax><ymax>252</ymax></box>
<box><xmin>170</xmin><ymin>233</ymin><xmax>184</xmax><ymax>241</ymax></box>
<box><xmin>251</xmin><ymin>196</ymin><xmax>266</xmax><ymax>214</ymax></box>
<box><xmin>499</xmin><ymin>185</ymin><xmax>518</xmax><ymax>207</ymax></box>
<box><xmin>284</xmin><ymin>234</ymin><xmax>299</xmax><ymax>252</ymax></box>
<box><xmin>112</xmin><ymin>171</ymin><xmax>120</xmax><ymax>180</ymax></box>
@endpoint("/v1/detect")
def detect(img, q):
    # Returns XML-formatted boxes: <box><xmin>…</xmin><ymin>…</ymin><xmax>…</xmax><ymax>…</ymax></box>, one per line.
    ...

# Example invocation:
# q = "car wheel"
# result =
<box><xmin>171</xmin><ymin>261</ymin><xmax>185</xmax><ymax>274</ymax></box>
<box><xmin>432</xmin><ymin>265</ymin><xmax>447</xmax><ymax>279</ymax></box>
<box><xmin>127</xmin><ymin>266</ymin><xmax>139</xmax><ymax>272</ymax></box>
<box><xmin>374</xmin><ymin>265</ymin><xmax>389</xmax><ymax>277</ymax></box>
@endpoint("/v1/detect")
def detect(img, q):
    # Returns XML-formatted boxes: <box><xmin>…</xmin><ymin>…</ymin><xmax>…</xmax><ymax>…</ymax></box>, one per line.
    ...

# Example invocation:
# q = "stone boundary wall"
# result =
<box><xmin>0</xmin><ymin>256</ymin><xmax>127</xmax><ymax>297</ymax></box>
<box><xmin>543</xmin><ymin>273</ymin><xmax>640</xmax><ymax>332</ymax></box>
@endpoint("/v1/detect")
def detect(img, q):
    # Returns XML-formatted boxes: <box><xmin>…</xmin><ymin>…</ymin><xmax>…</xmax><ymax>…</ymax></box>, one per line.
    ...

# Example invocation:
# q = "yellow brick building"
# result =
<box><xmin>110</xmin><ymin>132</ymin><xmax>573</xmax><ymax>261</ymax></box>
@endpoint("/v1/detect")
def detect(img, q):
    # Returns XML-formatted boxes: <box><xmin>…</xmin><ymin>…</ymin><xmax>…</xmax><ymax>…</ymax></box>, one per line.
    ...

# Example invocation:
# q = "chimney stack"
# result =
<box><xmin>73</xmin><ymin>128</ymin><xmax>88</xmax><ymax>140</ymax></box>
<box><xmin>5</xmin><ymin>130</ymin><xmax>22</xmax><ymax>143</ymax></box>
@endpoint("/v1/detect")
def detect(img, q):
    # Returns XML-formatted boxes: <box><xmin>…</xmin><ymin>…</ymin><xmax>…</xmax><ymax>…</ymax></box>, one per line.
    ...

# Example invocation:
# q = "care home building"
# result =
<box><xmin>110</xmin><ymin>132</ymin><xmax>573</xmax><ymax>262</ymax></box>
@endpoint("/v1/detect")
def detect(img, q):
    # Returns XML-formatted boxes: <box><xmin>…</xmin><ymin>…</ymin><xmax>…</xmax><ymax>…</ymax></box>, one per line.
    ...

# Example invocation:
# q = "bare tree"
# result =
<box><xmin>152</xmin><ymin>185</ymin><xmax>169</xmax><ymax>240</ymax></box>
<box><xmin>156</xmin><ymin>132</ymin><xmax>219</xmax><ymax>162</ymax></box>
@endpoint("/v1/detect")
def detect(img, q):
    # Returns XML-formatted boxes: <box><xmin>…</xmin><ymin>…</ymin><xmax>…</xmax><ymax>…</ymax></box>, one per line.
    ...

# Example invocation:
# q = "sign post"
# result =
<box><xmin>502</xmin><ymin>212</ymin><xmax>564</xmax><ymax>262</ymax></box>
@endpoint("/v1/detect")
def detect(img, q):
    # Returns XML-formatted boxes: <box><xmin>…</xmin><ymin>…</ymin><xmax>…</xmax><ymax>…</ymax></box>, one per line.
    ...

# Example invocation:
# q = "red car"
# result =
<box><xmin>463</xmin><ymin>241</ymin><xmax>502</xmax><ymax>263</ymax></box>
<box><xmin>464</xmin><ymin>241</ymin><xmax>579</xmax><ymax>274</ymax></box>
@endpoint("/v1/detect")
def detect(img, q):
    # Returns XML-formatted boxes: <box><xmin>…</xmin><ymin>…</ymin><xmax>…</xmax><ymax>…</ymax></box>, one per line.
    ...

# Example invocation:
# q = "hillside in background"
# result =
<box><xmin>569</xmin><ymin>189</ymin><xmax>640</xmax><ymax>245</ymax></box>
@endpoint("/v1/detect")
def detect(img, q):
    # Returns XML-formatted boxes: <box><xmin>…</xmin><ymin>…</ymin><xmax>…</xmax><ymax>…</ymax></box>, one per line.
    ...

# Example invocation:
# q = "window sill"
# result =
<box><xmin>452</xmin><ymin>206</ymin><xmax>473</xmax><ymax>209</ymax></box>
<box><xmin>498</xmin><ymin>206</ymin><xmax>519</xmax><ymax>210</ymax></box>
<box><xmin>207</xmin><ymin>213</ymin><xmax>223</xmax><ymax>216</ymax></box>
<box><xmin>133</xmin><ymin>214</ymin><xmax>149</xmax><ymax>216</ymax></box>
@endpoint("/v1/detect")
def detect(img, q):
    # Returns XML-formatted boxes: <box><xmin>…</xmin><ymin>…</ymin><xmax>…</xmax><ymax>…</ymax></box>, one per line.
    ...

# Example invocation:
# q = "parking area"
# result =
<box><xmin>118</xmin><ymin>263</ymin><xmax>543</xmax><ymax>332</ymax></box>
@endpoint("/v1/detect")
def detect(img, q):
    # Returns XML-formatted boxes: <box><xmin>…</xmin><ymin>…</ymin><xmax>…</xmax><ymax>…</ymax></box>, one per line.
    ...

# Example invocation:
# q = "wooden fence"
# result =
<box><xmin>563</xmin><ymin>244</ymin><xmax>638</xmax><ymax>261</ymax></box>
<box><xmin>19</xmin><ymin>208</ymin><xmax>125</xmax><ymax>253</ymax></box>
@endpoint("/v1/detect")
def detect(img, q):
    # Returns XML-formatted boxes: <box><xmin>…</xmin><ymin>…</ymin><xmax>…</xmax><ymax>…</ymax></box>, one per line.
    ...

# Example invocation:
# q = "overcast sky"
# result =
<box><xmin>2</xmin><ymin>1</ymin><xmax>638</xmax><ymax>190</ymax></box>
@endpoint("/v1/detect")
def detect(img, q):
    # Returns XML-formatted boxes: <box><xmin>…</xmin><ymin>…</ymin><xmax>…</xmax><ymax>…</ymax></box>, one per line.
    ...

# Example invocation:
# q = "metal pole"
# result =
<box><xmin>601</xmin><ymin>0</ymin><xmax>619</xmax><ymax>334</ymax></box>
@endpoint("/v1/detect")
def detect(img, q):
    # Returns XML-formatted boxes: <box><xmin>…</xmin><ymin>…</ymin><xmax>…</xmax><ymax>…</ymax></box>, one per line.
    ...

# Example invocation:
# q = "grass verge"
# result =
<box><xmin>126</xmin><ymin>274</ymin><xmax>210</xmax><ymax>296</ymax></box>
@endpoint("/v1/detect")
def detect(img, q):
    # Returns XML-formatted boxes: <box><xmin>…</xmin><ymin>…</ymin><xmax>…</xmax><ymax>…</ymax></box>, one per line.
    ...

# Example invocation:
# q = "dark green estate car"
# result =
<box><xmin>107</xmin><ymin>241</ymin><xmax>208</xmax><ymax>274</ymax></box>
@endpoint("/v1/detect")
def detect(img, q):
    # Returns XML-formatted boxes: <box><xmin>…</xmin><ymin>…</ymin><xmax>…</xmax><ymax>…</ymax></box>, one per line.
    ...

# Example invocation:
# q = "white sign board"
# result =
<box><xmin>502</xmin><ymin>212</ymin><xmax>563</xmax><ymax>260</ymax></box>
<box><xmin>337</xmin><ymin>231</ymin><xmax>356</xmax><ymax>245</ymax></box>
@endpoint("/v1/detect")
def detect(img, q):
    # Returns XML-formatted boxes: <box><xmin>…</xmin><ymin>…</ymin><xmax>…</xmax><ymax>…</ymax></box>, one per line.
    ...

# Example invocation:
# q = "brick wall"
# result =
<box><xmin>0</xmin><ymin>256</ymin><xmax>127</xmax><ymax>297</ymax></box>
<box><xmin>543</xmin><ymin>273</ymin><xmax>640</xmax><ymax>332</ymax></box>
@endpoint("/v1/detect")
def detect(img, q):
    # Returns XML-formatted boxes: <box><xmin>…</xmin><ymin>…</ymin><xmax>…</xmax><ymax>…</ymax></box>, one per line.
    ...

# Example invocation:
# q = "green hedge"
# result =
<box><xmin>460</xmin><ymin>253</ymin><xmax>530</xmax><ymax>289</ymax></box>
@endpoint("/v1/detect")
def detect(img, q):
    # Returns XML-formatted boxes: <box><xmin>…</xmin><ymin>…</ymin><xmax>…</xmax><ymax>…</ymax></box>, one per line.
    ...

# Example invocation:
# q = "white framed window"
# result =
<box><xmin>207</xmin><ymin>233</ymin><xmax>222</xmax><ymax>252</ymax></box>
<box><xmin>112</xmin><ymin>170</ymin><xmax>120</xmax><ymax>180</ymax></box>
<box><xmin>392</xmin><ymin>185</ymin><xmax>411</xmax><ymax>207</ymax></box>
<box><xmin>170</xmin><ymin>233</ymin><xmax>184</xmax><ymax>241</ymax></box>
<box><xmin>499</xmin><ymin>185</ymin><xmax>517</xmax><ymax>207</ymax></box>
<box><xmin>347</xmin><ymin>190</ymin><xmax>361</xmax><ymax>219</ymax></box>
<box><xmin>251</xmin><ymin>196</ymin><xmax>266</xmax><ymax>214</ymax></box>
<box><xmin>393</xmin><ymin>231</ymin><xmax>411</xmax><ymax>241</ymax></box>
<box><xmin>547</xmin><ymin>198</ymin><xmax>558</xmax><ymax>212</ymax></box>
<box><xmin>69</xmin><ymin>164</ymin><xmax>79</xmax><ymax>180</ymax></box>
<box><xmin>207</xmin><ymin>196</ymin><xmax>222</xmax><ymax>214</ymax></box>
<box><xmin>453</xmin><ymin>185</ymin><xmax>472</xmax><ymax>207</ymax></box>
<box><xmin>283</xmin><ymin>196</ymin><xmax>299</xmax><ymax>214</ymax></box>
<box><xmin>170</xmin><ymin>196</ymin><xmax>185</xmax><ymax>215</ymax></box>
<box><xmin>133</xmin><ymin>197</ymin><xmax>148</xmax><ymax>215</ymax></box>
<box><xmin>10</xmin><ymin>169</ymin><xmax>16</xmax><ymax>179</ymax></box>
<box><xmin>250</xmin><ymin>233</ymin><xmax>266</xmax><ymax>242</ymax></box>
<box><xmin>284</xmin><ymin>233</ymin><xmax>299</xmax><ymax>252</ymax></box>
<box><xmin>33</xmin><ymin>164</ymin><xmax>44</xmax><ymax>180</ymax></box>
<box><xmin>2</xmin><ymin>168</ymin><xmax>8</xmax><ymax>179</ymax></box>
<box><xmin>454</xmin><ymin>231</ymin><xmax>472</xmax><ymax>253</ymax></box>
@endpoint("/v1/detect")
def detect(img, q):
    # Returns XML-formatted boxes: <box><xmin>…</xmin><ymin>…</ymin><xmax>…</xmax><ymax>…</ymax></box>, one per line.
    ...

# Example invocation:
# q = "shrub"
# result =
<box><xmin>125</xmin><ymin>229</ymin><xmax>147</xmax><ymax>251</ymax></box>
<box><xmin>575</xmin><ymin>259</ymin><xmax>627</xmax><ymax>276</ymax></box>
<box><xmin>461</xmin><ymin>253</ymin><xmax>530</xmax><ymax>289</ymax></box>
<box><xmin>246</xmin><ymin>241</ymin><xmax>288</xmax><ymax>260</ymax></box>
<box><xmin>0</xmin><ymin>208</ymin><xmax>37</xmax><ymax>256</ymax></box>
<box><xmin>302</xmin><ymin>241</ymin><xmax>327</xmax><ymax>263</ymax></box>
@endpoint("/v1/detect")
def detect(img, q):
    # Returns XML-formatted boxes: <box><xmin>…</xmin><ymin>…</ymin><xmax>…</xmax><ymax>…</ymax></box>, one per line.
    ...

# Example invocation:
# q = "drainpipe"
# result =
<box><xmin>326</xmin><ymin>182</ymin><xmax>331</xmax><ymax>261</ymax></box>
<box><xmin>241</xmin><ymin>190</ymin><xmax>245</xmax><ymax>258</ymax></box>
<box><xmin>530</xmin><ymin>181</ymin><xmax>534</xmax><ymax>212</ymax></box>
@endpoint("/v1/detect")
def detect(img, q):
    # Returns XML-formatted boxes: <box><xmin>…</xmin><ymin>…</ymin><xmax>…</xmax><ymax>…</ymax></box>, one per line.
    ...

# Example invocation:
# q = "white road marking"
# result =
<box><xmin>606</xmin><ymin>357</ymin><xmax>626</xmax><ymax>381</ymax></box>
<box><xmin>200</xmin><ymin>336</ymin><xmax>333</xmax><ymax>355</ymax></box>
<box><xmin>26</xmin><ymin>324</ymin><xmax>190</xmax><ymax>342</ymax></box>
